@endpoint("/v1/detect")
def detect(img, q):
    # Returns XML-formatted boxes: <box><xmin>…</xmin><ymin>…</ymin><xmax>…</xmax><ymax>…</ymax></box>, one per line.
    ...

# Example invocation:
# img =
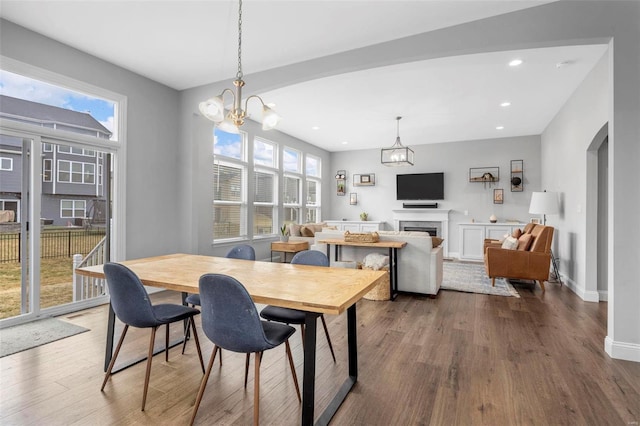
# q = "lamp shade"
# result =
<box><xmin>529</xmin><ymin>191</ymin><xmax>559</xmax><ymax>215</ymax></box>
<box><xmin>199</xmin><ymin>96</ymin><xmax>225</xmax><ymax>122</ymax></box>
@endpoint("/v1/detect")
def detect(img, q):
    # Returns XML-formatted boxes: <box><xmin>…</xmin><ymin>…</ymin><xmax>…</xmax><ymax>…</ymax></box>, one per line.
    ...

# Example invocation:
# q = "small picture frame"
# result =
<box><xmin>353</xmin><ymin>173</ymin><xmax>375</xmax><ymax>186</ymax></box>
<box><xmin>350</xmin><ymin>193</ymin><xmax>358</xmax><ymax>205</ymax></box>
<box><xmin>493</xmin><ymin>188</ymin><xmax>504</xmax><ymax>204</ymax></box>
<box><xmin>530</xmin><ymin>218</ymin><xmax>541</xmax><ymax>224</ymax></box>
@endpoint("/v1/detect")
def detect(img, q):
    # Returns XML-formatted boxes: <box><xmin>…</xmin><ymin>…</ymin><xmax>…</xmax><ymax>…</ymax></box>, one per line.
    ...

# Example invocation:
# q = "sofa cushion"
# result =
<box><xmin>501</xmin><ymin>236</ymin><xmax>519</xmax><ymax>250</ymax></box>
<box><xmin>432</xmin><ymin>237</ymin><xmax>444</xmax><ymax>248</ymax></box>
<box><xmin>512</xmin><ymin>228</ymin><xmax>523</xmax><ymax>239</ymax></box>
<box><xmin>288</xmin><ymin>223</ymin><xmax>302</xmax><ymax>237</ymax></box>
<box><xmin>300</xmin><ymin>225</ymin><xmax>315</xmax><ymax>237</ymax></box>
<box><xmin>517</xmin><ymin>233</ymin><xmax>533</xmax><ymax>251</ymax></box>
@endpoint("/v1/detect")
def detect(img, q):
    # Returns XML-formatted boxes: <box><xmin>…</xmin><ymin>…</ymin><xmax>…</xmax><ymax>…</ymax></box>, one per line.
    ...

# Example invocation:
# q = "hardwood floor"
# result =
<box><xmin>1</xmin><ymin>282</ymin><xmax>638</xmax><ymax>425</ymax></box>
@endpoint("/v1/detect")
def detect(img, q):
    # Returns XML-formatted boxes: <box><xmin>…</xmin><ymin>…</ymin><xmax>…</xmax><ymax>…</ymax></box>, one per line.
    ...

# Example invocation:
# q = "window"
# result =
<box><xmin>43</xmin><ymin>143</ymin><xmax>53</xmax><ymax>152</ymax></box>
<box><xmin>283</xmin><ymin>147</ymin><xmax>301</xmax><ymax>173</ymax></box>
<box><xmin>57</xmin><ymin>146</ymin><xmax>95</xmax><ymax>157</ymax></box>
<box><xmin>306</xmin><ymin>179</ymin><xmax>321</xmax><ymax>223</ymax></box>
<box><xmin>57</xmin><ymin>160</ymin><xmax>95</xmax><ymax>184</ymax></box>
<box><xmin>213</xmin><ymin>129</ymin><xmax>248</xmax><ymax>241</ymax></box>
<box><xmin>254</xmin><ymin>137</ymin><xmax>276</xmax><ymax>167</ymax></box>
<box><xmin>0</xmin><ymin>157</ymin><xmax>12</xmax><ymax>171</ymax></box>
<box><xmin>306</xmin><ymin>154</ymin><xmax>321</xmax><ymax>178</ymax></box>
<box><xmin>283</xmin><ymin>175</ymin><xmax>301</xmax><ymax>225</ymax></box>
<box><xmin>253</xmin><ymin>170</ymin><xmax>276</xmax><ymax>235</ymax></box>
<box><xmin>60</xmin><ymin>199</ymin><xmax>86</xmax><ymax>218</ymax></box>
<box><xmin>43</xmin><ymin>159</ymin><xmax>52</xmax><ymax>182</ymax></box>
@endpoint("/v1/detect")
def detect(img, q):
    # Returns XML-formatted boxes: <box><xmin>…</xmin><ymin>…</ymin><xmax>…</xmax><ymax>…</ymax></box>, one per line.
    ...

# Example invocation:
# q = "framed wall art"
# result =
<box><xmin>493</xmin><ymin>188</ymin><xmax>504</xmax><ymax>204</ymax></box>
<box><xmin>353</xmin><ymin>173</ymin><xmax>375</xmax><ymax>186</ymax></box>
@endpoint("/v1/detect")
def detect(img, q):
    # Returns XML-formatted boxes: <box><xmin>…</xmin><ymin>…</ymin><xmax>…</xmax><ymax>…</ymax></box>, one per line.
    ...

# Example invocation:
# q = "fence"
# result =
<box><xmin>0</xmin><ymin>229</ymin><xmax>106</xmax><ymax>263</ymax></box>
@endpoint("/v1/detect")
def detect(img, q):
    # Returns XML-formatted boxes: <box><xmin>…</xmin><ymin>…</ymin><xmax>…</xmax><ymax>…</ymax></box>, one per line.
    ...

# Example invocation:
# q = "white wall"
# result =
<box><xmin>542</xmin><ymin>53</ymin><xmax>609</xmax><ymax>301</ymax></box>
<box><xmin>330</xmin><ymin>135</ymin><xmax>541</xmax><ymax>256</ymax></box>
<box><xmin>0</xmin><ymin>19</ymin><xmax>182</xmax><ymax>260</ymax></box>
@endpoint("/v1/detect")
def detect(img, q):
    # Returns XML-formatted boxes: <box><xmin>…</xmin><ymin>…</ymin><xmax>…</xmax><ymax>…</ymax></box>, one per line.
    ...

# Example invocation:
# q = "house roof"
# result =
<box><xmin>0</xmin><ymin>95</ymin><xmax>112</xmax><ymax>137</ymax></box>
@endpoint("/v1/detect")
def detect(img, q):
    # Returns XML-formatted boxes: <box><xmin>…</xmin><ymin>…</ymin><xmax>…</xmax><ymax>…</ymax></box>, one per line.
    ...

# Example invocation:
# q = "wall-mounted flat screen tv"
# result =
<box><xmin>396</xmin><ymin>172</ymin><xmax>444</xmax><ymax>200</ymax></box>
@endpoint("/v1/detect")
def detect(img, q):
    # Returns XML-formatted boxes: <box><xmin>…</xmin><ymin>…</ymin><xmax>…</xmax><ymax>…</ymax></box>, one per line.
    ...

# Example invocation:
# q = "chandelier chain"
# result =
<box><xmin>237</xmin><ymin>0</ymin><xmax>243</xmax><ymax>80</ymax></box>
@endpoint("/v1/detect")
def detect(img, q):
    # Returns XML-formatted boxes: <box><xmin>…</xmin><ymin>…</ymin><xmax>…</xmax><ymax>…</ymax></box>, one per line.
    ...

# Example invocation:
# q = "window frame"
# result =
<box><xmin>60</xmin><ymin>199</ymin><xmax>87</xmax><ymax>219</ymax></box>
<box><xmin>0</xmin><ymin>157</ymin><xmax>13</xmax><ymax>171</ymax></box>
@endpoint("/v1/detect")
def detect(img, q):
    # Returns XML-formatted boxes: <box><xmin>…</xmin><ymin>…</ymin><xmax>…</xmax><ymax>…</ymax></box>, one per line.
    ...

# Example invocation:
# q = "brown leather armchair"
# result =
<box><xmin>484</xmin><ymin>224</ymin><xmax>554</xmax><ymax>291</ymax></box>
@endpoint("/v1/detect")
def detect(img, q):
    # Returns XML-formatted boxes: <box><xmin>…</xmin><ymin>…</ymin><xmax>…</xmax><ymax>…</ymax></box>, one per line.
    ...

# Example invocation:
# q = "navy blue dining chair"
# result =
<box><xmin>184</xmin><ymin>244</ymin><xmax>255</xmax><ymax>308</ymax></box>
<box><xmin>259</xmin><ymin>250</ymin><xmax>336</xmax><ymax>362</ymax></box>
<box><xmin>189</xmin><ymin>273</ymin><xmax>300</xmax><ymax>426</ymax></box>
<box><xmin>101</xmin><ymin>262</ymin><xmax>205</xmax><ymax>411</ymax></box>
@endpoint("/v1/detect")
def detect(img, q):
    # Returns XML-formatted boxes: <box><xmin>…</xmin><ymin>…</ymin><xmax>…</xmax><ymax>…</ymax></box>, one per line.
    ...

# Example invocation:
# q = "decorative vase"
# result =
<box><xmin>279</xmin><ymin>235</ymin><xmax>289</xmax><ymax>242</ymax></box>
<box><xmin>360</xmin><ymin>213</ymin><xmax>368</xmax><ymax>221</ymax></box>
<box><xmin>489</xmin><ymin>214</ymin><xmax>497</xmax><ymax>223</ymax></box>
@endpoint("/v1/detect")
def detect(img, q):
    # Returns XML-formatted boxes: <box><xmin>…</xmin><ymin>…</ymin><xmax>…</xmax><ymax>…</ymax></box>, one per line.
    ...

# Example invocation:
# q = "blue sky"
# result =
<box><xmin>0</xmin><ymin>70</ymin><xmax>115</xmax><ymax>133</ymax></box>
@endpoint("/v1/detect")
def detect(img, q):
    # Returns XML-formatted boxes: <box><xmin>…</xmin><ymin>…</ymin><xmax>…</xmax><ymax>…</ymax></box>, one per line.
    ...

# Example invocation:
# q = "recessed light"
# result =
<box><xmin>341</xmin><ymin>141</ymin><xmax>348</xmax><ymax>145</ymax></box>
<box><xmin>556</xmin><ymin>60</ymin><xmax>574</xmax><ymax>68</ymax></box>
<box><xmin>311</xmin><ymin>126</ymin><xmax>320</xmax><ymax>130</ymax></box>
<box><xmin>508</xmin><ymin>59</ymin><xmax>523</xmax><ymax>67</ymax></box>
<box><xmin>496</xmin><ymin>126</ymin><xmax>505</xmax><ymax>130</ymax></box>
<box><xmin>500</xmin><ymin>101</ymin><xmax>511</xmax><ymax>107</ymax></box>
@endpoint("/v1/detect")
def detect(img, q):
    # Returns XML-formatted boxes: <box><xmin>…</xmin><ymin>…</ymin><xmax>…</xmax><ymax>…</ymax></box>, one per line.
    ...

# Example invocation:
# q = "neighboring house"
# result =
<box><xmin>0</xmin><ymin>95</ymin><xmax>111</xmax><ymax>225</ymax></box>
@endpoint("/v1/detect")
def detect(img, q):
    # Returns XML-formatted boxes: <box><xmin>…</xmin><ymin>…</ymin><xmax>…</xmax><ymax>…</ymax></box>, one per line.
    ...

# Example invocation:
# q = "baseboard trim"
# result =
<box><xmin>563</xmin><ymin>275</ymin><xmax>599</xmax><ymax>302</ymax></box>
<box><xmin>598</xmin><ymin>290</ymin><xmax>608</xmax><ymax>302</ymax></box>
<box><xmin>605</xmin><ymin>336</ymin><xmax>640</xmax><ymax>362</ymax></box>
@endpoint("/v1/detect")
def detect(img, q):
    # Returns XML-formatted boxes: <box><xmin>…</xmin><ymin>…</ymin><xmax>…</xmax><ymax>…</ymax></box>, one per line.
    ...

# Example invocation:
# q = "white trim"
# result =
<box><xmin>562</xmin><ymin>274</ymin><xmax>600</xmax><ymax>302</ymax></box>
<box><xmin>605</xmin><ymin>336</ymin><xmax>640</xmax><ymax>362</ymax></box>
<box><xmin>0</xmin><ymin>156</ymin><xmax>13</xmax><ymax>170</ymax></box>
<box><xmin>598</xmin><ymin>290</ymin><xmax>608</xmax><ymax>302</ymax></box>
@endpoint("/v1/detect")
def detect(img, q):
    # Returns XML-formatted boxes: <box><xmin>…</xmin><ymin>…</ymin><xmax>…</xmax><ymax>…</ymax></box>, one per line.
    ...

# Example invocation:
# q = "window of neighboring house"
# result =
<box><xmin>43</xmin><ymin>143</ymin><xmax>53</xmax><ymax>152</ymax></box>
<box><xmin>57</xmin><ymin>146</ymin><xmax>96</xmax><ymax>157</ymax></box>
<box><xmin>43</xmin><ymin>159</ymin><xmax>52</xmax><ymax>182</ymax></box>
<box><xmin>0</xmin><ymin>157</ymin><xmax>12</xmax><ymax>171</ymax></box>
<box><xmin>57</xmin><ymin>160</ymin><xmax>95</xmax><ymax>184</ymax></box>
<box><xmin>60</xmin><ymin>199</ymin><xmax>86</xmax><ymax>218</ymax></box>
<box><xmin>283</xmin><ymin>147</ymin><xmax>301</xmax><ymax>173</ymax></box>
<box><xmin>283</xmin><ymin>175</ymin><xmax>301</xmax><ymax>225</ymax></box>
<box><xmin>213</xmin><ymin>128</ymin><xmax>247</xmax><ymax>241</ymax></box>
<box><xmin>253</xmin><ymin>137</ymin><xmax>277</xmax><ymax>236</ymax></box>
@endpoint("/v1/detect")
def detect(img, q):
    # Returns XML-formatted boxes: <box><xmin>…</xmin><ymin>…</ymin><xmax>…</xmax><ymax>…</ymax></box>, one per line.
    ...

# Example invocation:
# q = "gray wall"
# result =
<box><xmin>330</xmin><ymin>135</ymin><xmax>541</xmax><ymax>256</ymax></box>
<box><xmin>0</xmin><ymin>19</ymin><xmax>181</xmax><ymax>260</ymax></box>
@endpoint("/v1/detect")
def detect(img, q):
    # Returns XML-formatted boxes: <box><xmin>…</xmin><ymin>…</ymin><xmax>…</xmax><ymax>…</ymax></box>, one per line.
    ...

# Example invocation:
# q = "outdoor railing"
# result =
<box><xmin>72</xmin><ymin>236</ymin><xmax>107</xmax><ymax>301</ymax></box>
<box><xmin>0</xmin><ymin>228</ymin><xmax>105</xmax><ymax>263</ymax></box>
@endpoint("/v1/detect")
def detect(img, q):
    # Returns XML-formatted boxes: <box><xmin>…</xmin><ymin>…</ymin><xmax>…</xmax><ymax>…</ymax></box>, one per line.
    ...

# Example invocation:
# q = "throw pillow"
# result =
<box><xmin>288</xmin><ymin>223</ymin><xmax>302</xmax><ymax>237</ymax></box>
<box><xmin>517</xmin><ymin>233</ymin><xmax>534</xmax><ymax>251</ymax></box>
<box><xmin>300</xmin><ymin>226</ymin><xmax>315</xmax><ymax>237</ymax></box>
<box><xmin>501</xmin><ymin>236</ymin><xmax>518</xmax><ymax>250</ymax></box>
<box><xmin>512</xmin><ymin>228</ymin><xmax>523</xmax><ymax>239</ymax></box>
<box><xmin>432</xmin><ymin>237</ymin><xmax>444</xmax><ymax>248</ymax></box>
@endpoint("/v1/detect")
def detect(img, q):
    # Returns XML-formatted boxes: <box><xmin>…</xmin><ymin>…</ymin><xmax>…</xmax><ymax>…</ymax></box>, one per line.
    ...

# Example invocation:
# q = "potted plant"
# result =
<box><xmin>279</xmin><ymin>224</ymin><xmax>289</xmax><ymax>242</ymax></box>
<box><xmin>360</xmin><ymin>212</ymin><xmax>368</xmax><ymax>221</ymax></box>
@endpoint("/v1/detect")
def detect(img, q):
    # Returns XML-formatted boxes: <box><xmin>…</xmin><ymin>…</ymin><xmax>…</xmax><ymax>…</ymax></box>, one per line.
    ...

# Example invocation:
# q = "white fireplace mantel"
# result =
<box><xmin>392</xmin><ymin>209</ymin><xmax>451</xmax><ymax>257</ymax></box>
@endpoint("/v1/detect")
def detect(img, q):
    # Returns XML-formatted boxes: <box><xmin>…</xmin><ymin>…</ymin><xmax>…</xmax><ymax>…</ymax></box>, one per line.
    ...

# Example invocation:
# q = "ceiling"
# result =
<box><xmin>0</xmin><ymin>1</ymin><xmax>608</xmax><ymax>152</ymax></box>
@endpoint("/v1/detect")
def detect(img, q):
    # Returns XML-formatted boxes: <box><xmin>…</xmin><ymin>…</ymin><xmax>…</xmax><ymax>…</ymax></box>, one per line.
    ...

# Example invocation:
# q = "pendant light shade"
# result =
<box><xmin>381</xmin><ymin>117</ymin><xmax>414</xmax><ymax>166</ymax></box>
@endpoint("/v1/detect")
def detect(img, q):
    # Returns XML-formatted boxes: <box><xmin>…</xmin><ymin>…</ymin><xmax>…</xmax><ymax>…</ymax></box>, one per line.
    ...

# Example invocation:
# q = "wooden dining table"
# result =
<box><xmin>75</xmin><ymin>253</ymin><xmax>386</xmax><ymax>426</ymax></box>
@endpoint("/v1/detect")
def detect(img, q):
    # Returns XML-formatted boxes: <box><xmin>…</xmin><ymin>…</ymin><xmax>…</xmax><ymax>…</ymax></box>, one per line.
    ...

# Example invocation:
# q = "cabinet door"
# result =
<box><xmin>459</xmin><ymin>226</ymin><xmax>485</xmax><ymax>261</ymax></box>
<box><xmin>486</xmin><ymin>226</ymin><xmax>510</xmax><ymax>240</ymax></box>
<box><xmin>343</xmin><ymin>223</ymin><xmax>361</xmax><ymax>232</ymax></box>
<box><xmin>360</xmin><ymin>223</ymin><xmax>380</xmax><ymax>232</ymax></box>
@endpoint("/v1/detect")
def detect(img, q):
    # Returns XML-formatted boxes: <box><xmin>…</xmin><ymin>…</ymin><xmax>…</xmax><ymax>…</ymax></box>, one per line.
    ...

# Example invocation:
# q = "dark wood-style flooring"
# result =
<box><xmin>1</xmin><ymin>281</ymin><xmax>639</xmax><ymax>425</ymax></box>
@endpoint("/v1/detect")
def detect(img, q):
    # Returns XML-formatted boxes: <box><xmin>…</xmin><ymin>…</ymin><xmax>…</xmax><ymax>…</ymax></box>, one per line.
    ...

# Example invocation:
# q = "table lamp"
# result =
<box><xmin>529</xmin><ymin>191</ymin><xmax>559</xmax><ymax>225</ymax></box>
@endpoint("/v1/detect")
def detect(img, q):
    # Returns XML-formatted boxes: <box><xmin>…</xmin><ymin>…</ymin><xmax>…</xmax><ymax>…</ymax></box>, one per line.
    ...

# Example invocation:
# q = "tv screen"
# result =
<box><xmin>396</xmin><ymin>172</ymin><xmax>444</xmax><ymax>200</ymax></box>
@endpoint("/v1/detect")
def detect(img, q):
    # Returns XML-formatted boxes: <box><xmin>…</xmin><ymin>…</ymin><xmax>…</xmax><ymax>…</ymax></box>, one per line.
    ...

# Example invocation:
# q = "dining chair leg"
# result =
<box><xmin>244</xmin><ymin>353</ymin><xmax>251</xmax><ymax>388</ymax></box>
<box><xmin>165</xmin><ymin>323</ymin><xmax>170</xmax><ymax>362</ymax></box>
<box><xmin>320</xmin><ymin>315</ymin><xmax>336</xmax><ymax>363</ymax></box>
<box><xmin>300</xmin><ymin>324</ymin><xmax>305</xmax><ymax>348</ymax></box>
<box><xmin>189</xmin><ymin>317</ymin><xmax>205</xmax><ymax>374</ymax></box>
<box><xmin>253</xmin><ymin>351</ymin><xmax>262</xmax><ymax>426</ymax></box>
<box><xmin>101</xmin><ymin>324</ymin><xmax>129</xmax><ymax>391</ymax></box>
<box><xmin>189</xmin><ymin>345</ymin><xmax>219</xmax><ymax>426</ymax></box>
<box><xmin>284</xmin><ymin>339</ymin><xmax>301</xmax><ymax>402</ymax></box>
<box><xmin>141</xmin><ymin>326</ymin><xmax>158</xmax><ymax>411</ymax></box>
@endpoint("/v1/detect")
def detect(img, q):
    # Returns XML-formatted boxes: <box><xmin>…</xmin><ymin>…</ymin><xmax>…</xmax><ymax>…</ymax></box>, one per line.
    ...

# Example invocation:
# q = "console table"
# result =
<box><xmin>318</xmin><ymin>238</ymin><xmax>407</xmax><ymax>300</ymax></box>
<box><xmin>271</xmin><ymin>240</ymin><xmax>309</xmax><ymax>262</ymax></box>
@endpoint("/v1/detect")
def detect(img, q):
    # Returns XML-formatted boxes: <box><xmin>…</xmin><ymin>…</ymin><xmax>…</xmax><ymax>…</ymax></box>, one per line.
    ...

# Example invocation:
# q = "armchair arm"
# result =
<box><xmin>483</xmin><ymin>238</ymin><xmax>502</xmax><ymax>254</ymax></box>
<box><xmin>485</xmin><ymin>247</ymin><xmax>551</xmax><ymax>282</ymax></box>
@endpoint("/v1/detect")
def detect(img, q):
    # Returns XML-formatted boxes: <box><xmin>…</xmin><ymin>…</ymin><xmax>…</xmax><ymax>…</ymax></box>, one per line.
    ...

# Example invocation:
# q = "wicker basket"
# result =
<box><xmin>361</xmin><ymin>265</ymin><xmax>390</xmax><ymax>301</ymax></box>
<box><xmin>344</xmin><ymin>231</ymin><xmax>380</xmax><ymax>243</ymax></box>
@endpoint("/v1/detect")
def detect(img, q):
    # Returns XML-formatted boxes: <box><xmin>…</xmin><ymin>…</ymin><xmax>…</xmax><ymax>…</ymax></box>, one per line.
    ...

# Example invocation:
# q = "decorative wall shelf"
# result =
<box><xmin>510</xmin><ymin>160</ymin><xmax>524</xmax><ymax>192</ymax></box>
<box><xmin>469</xmin><ymin>167</ymin><xmax>499</xmax><ymax>188</ymax></box>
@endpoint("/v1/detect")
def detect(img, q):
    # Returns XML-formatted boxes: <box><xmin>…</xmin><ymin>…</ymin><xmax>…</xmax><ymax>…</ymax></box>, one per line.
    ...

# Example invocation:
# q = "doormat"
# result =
<box><xmin>442</xmin><ymin>261</ymin><xmax>520</xmax><ymax>298</ymax></box>
<box><xmin>0</xmin><ymin>318</ymin><xmax>90</xmax><ymax>357</ymax></box>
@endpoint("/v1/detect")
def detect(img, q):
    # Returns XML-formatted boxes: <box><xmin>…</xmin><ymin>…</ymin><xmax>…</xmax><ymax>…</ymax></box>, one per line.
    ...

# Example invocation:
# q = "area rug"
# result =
<box><xmin>442</xmin><ymin>261</ymin><xmax>520</xmax><ymax>298</ymax></box>
<box><xmin>0</xmin><ymin>318</ymin><xmax>90</xmax><ymax>357</ymax></box>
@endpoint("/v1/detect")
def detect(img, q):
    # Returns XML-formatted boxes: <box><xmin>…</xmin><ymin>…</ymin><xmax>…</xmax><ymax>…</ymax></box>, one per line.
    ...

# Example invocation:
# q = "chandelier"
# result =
<box><xmin>198</xmin><ymin>0</ymin><xmax>280</xmax><ymax>133</ymax></box>
<box><xmin>381</xmin><ymin>116</ymin><xmax>414</xmax><ymax>166</ymax></box>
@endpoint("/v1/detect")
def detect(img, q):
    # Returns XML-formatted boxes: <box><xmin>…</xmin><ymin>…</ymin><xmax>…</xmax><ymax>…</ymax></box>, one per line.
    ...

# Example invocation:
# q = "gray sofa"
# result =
<box><xmin>312</xmin><ymin>230</ymin><xmax>443</xmax><ymax>296</ymax></box>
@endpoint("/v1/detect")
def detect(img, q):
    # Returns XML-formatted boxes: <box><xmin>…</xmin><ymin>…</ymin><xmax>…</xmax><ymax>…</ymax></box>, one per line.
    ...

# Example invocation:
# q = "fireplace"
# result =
<box><xmin>392</xmin><ymin>209</ymin><xmax>450</xmax><ymax>257</ymax></box>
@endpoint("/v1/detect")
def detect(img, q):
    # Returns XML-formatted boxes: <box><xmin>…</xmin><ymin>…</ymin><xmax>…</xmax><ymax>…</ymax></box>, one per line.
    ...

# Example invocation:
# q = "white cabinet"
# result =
<box><xmin>458</xmin><ymin>223</ymin><xmax>527</xmax><ymax>261</ymax></box>
<box><xmin>325</xmin><ymin>220</ymin><xmax>384</xmax><ymax>232</ymax></box>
